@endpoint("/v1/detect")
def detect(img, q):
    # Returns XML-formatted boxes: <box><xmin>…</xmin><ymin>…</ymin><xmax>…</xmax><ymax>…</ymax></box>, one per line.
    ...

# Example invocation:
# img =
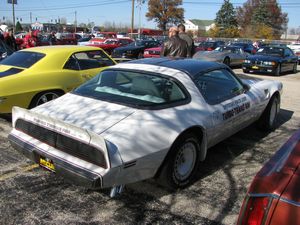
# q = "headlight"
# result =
<box><xmin>244</xmin><ymin>60</ymin><xmax>251</xmax><ymax>63</ymax></box>
<box><xmin>144</xmin><ymin>51</ymin><xmax>149</xmax><ymax>55</ymax></box>
<box><xmin>263</xmin><ymin>61</ymin><xmax>276</xmax><ymax>66</ymax></box>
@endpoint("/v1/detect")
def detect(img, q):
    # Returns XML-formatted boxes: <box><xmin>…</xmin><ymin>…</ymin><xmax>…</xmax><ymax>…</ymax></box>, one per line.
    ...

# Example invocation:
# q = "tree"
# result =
<box><xmin>15</xmin><ymin>21</ymin><xmax>23</xmax><ymax>32</ymax></box>
<box><xmin>146</xmin><ymin>0</ymin><xmax>184</xmax><ymax>32</ymax></box>
<box><xmin>237</xmin><ymin>0</ymin><xmax>288</xmax><ymax>39</ymax></box>
<box><xmin>212</xmin><ymin>0</ymin><xmax>239</xmax><ymax>38</ymax></box>
<box><xmin>215</xmin><ymin>0</ymin><xmax>238</xmax><ymax>29</ymax></box>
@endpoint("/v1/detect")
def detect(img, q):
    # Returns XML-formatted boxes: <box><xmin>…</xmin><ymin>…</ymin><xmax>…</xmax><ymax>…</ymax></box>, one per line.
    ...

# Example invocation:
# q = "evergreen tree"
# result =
<box><xmin>15</xmin><ymin>21</ymin><xmax>23</xmax><ymax>32</ymax></box>
<box><xmin>215</xmin><ymin>0</ymin><xmax>238</xmax><ymax>29</ymax></box>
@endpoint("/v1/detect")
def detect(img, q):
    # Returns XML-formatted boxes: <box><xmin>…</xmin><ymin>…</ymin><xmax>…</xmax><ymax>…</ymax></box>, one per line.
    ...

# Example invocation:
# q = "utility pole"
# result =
<box><xmin>131</xmin><ymin>0</ymin><xmax>134</xmax><ymax>39</ymax></box>
<box><xmin>74</xmin><ymin>11</ymin><xmax>77</xmax><ymax>33</ymax></box>
<box><xmin>12</xmin><ymin>0</ymin><xmax>16</xmax><ymax>34</ymax></box>
<box><xmin>30</xmin><ymin>12</ymin><xmax>32</xmax><ymax>24</ymax></box>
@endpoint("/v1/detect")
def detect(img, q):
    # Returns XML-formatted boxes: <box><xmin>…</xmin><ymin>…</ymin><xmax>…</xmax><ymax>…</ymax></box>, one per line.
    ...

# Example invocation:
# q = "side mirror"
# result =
<box><xmin>243</xmin><ymin>83</ymin><xmax>250</xmax><ymax>92</ymax></box>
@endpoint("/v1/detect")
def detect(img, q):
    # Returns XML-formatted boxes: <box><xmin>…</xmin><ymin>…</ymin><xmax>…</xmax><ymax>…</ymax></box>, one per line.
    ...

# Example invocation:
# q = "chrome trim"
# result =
<box><xmin>280</xmin><ymin>197</ymin><xmax>300</xmax><ymax>207</ymax></box>
<box><xmin>248</xmin><ymin>193</ymin><xmax>280</xmax><ymax>199</ymax></box>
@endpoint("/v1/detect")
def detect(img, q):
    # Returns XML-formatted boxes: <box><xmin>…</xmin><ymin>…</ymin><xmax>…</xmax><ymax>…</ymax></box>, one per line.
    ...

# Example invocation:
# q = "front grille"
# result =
<box><xmin>15</xmin><ymin>119</ymin><xmax>107</xmax><ymax>168</ymax></box>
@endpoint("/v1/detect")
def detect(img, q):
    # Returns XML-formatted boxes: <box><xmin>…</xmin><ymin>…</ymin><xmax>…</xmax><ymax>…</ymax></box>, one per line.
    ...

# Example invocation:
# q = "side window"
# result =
<box><xmin>63</xmin><ymin>55</ymin><xmax>80</xmax><ymax>70</ymax></box>
<box><xmin>195</xmin><ymin>69</ymin><xmax>244</xmax><ymax>105</ymax></box>
<box><xmin>67</xmin><ymin>50</ymin><xmax>115</xmax><ymax>70</ymax></box>
<box><xmin>285</xmin><ymin>48</ymin><xmax>293</xmax><ymax>56</ymax></box>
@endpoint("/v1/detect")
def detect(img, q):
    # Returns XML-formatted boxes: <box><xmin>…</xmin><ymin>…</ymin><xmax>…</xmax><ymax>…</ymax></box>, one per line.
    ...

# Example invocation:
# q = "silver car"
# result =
<box><xmin>193</xmin><ymin>46</ymin><xmax>249</xmax><ymax>67</ymax></box>
<box><xmin>8</xmin><ymin>58</ymin><xmax>282</xmax><ymax>196</ymax></box>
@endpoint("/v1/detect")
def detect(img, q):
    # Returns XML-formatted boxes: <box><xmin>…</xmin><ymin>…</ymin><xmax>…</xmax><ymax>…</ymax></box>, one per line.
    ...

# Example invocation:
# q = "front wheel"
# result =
<box><xmin>29</xmin><ymin>90</ymin><xmax>63</xmax><ymax>109</ymax></box>
<box><xmin>257</xmin><ymin>95</ymin><xmax>280</xmax><ymax>131</ymax></box>
<box><xmin>157</xmin><ymin>133</ymin><xmax>200</xmax><ymax>190</ymax></box>
<box><xmin>274</xmin><ymin>64</ymin><xmax>281</xmax><ymax>76</ymax></box>
<box><xmin>293</xmin><ymin>63</ymin><xmax>298</xmax><ymax>73</ymax></box>
<box><xmin>223</xmin><ymin>57</ymin><xmax>230</xmax><ymax>66</ymax></box>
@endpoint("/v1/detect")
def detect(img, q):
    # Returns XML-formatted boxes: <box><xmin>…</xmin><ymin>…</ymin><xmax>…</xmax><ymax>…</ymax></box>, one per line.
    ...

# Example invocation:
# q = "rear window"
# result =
<box><xmin>73</xmin><ymin>69</ymin><xmax>188</xmax><ymax>108</ymax></box>
<box><xmin>0</xmin><ymin>51</ymin><xmax>45</xmax><ymax>68</ymax></box>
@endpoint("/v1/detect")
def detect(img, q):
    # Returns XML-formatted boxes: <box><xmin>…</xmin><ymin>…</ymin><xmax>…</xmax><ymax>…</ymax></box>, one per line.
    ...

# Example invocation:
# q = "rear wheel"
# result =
<box><xmin>29</xmin><ymin>90</ymin><xmax>63</xmax><ymax>109</ymax></box>
<box><xmin>257</xmin><ymin>95</ymin><xmax>280</xmax><ymax>131</ymax></box>
<box><xmin>157</xmin><ymin>133</ymin><xmax>200</xmax><ymax>190</ymax></box>
<box><xmin>223</xmin><ymin>57</ymin><xmax>230</xmax><ymax>66</ymax></box>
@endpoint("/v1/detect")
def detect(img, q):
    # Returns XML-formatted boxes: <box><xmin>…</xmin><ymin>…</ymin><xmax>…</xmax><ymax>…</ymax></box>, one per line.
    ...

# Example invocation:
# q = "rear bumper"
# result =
<box><xmin>9</xmin><ymin>133</ymin><xmax>103</xmax><ymax>189</ymax></box>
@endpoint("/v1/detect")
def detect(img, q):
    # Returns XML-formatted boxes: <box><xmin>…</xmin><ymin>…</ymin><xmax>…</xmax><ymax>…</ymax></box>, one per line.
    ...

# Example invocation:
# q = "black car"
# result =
<box><xmin>111</xmin><ymin>40</ymin><xmax>160</xmax><ymax>59</ymax></box>
<box><xmin>242</xmin><ymin>46</ymin><xmax>298</xmax><ymax>76</ymax></box>
<box><xmin>0</xmin><ymin>38</ymin><xmax>14</xmax><ymax>61</ymax></box>
<box><xmin>229</xmin><ymin>42</ymin><xmax>257</xmax><ymax>54</ymax></box>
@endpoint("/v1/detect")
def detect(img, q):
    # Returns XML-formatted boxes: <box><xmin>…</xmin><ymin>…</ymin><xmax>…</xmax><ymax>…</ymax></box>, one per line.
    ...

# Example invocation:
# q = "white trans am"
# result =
<box><xmin>9</xmin><ymin>58</ymin><xmax>283</xmax><ymax>196</ymax></box>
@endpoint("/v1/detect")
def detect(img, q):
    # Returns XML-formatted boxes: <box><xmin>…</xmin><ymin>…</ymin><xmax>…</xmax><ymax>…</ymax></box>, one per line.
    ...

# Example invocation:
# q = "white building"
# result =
<box><xmin>184</xmin><ymin>19</ymin><xmax>215</xmax><ymax>33</ymax></box>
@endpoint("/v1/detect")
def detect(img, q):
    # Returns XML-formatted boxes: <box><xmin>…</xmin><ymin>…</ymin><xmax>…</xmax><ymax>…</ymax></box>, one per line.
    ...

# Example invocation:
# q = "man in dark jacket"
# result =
<box><xmin>178</xmin><ymin>24</ymin><xmax>195</xmax><ymax>57</ymax></box>
<box><xmin>161</xmin><ymin>26</ymin><xmax>188</xmax><ymax>58</ymax></box>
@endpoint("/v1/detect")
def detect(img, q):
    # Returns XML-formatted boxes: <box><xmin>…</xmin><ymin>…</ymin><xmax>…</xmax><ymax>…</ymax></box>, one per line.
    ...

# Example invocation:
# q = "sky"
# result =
<box><xmin>0</xmin><ymin>0</ymin><xmax>299</xmax><ymax>30</ymax></box>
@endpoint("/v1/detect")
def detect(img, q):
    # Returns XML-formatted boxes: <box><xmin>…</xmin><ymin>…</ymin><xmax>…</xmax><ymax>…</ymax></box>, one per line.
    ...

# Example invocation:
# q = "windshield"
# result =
<box><xmin>256</xmin><ymin>47</ymin><xmax>284</xmax><ymax>57</ymax></box>
<box><xmin>73</xmin><ymin>69</ymin><xmax>187</xmax><ymax>107</ymax></box>
<box><xmin>0</xmin><ymin>51</ymin><xmax>45</xmax><ymax>68</ymax></box>
<box><xmin>214</xmin><ymin>46</ymin><xmax>235</xmax><ymax>52</ymax></box>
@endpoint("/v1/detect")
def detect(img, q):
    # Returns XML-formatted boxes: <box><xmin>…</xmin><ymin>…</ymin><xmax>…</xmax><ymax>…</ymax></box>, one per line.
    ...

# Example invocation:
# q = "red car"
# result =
<box><xmin>143</xmin><ymin>46</ymin><xmax>162</xmax><ymax>58</ymax></box>
<box><xmin>87</xmin><ymin>38</ymin><xmax>133</xmax><ymax>55</ymax></box>
<box><xmin>237</xmin><ymin>129</ymin><xmax>300</xmax><ymax>225</ymax></box>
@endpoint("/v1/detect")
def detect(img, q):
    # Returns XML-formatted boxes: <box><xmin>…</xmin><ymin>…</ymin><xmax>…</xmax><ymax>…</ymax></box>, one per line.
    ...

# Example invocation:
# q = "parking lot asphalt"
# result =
<box><xmin>1</xmin><ymin>67</ymin><xmax>300</xmax><ymax>225</ymax></box>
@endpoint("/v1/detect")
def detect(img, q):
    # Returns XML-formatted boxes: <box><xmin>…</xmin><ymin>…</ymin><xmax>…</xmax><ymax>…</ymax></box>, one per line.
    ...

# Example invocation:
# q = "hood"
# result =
<box><xmin>247</xmin><ymin>54</ymin><xmax>282</xmax><ymax>61</ymax></box>
<box><xmin>32</xmin><ymin>93</ymin><xmax>136</xmax><ymax>134</ymax></box>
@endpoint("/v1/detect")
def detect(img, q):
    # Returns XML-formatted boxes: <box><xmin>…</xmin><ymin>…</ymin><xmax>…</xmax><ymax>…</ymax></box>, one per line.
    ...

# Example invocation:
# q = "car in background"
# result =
<box><xmin>236</xmin><ymin>128</ymin><xmax>300</xmax><ymax>225</ymax></box>
<box><xmin>8</xmin><ymin>58</ymin><xmax>282</xmax><ymax>197</ymax></box>
<box><xmin>0</xmin><ymin>45</ymin><xmax>116</xmax><ymax>113</ymax></box>
<box><xmin>287</xmin><ymin>42</ymin><xmax>300</xmax><ymax>64</ymax></box>
<box><xmin>0</xmin><ymin>38</ymin><xmax>14</xmax><ymax>61</ymax></box>
<box><xmin>193</xmin><ymin>46</ymin><xmax>249</xmax><ymax>67</ymax></box>
<box><xmin>143</xmin><ymin>46</ymin><xmax>162</xmax><ymax>58</ymax></box>
<box><xmin>229</xmin><ymin>42</ymin><xmax>257</xmax><ymax>54</ymax></box>
<box><xmin>77</xmin><ymin>36</ymin><xmax>93</xmax><ymax>46</ymax></box>
<box><xmin>242</xmin><ymin>46</ymin><xmax>298</xmax><ymax>76</ymax></box>
<box><xmin>111</xmin><ymin>40</ymin><xmax>160</xmax><ymax>59</ymax></box>
<box><xmin>195</xmin><ymin>41</ymin><xmax>225</xmax><ymax>51</ymax></box>
<box><xmin>87</xmin><ymin>38</ymin><xmax>133</xmax><ymax>55</ymax></box>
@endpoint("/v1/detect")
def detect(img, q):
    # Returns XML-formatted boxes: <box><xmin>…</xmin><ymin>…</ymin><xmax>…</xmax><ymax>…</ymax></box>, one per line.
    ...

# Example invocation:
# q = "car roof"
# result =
<box><xmin>126</xmin><ymin>57</ymin><xmax>227</xmax><ymax>78</ymax></box>
<box><xmin>20</xmin><ymin>45</ymin><xmax>102</xmax><ymax>55</ymax></box>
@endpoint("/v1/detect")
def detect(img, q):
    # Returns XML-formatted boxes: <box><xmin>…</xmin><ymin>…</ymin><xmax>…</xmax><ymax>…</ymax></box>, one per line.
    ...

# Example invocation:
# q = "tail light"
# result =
<box><xmin>238</xmin><ymin>195</ymin><xmax>272</xmax><ymax>225</ymax></box>
<box><xmin>207</xmin><ymin>47</ymin><xmax>213</xmax><ymax>51</ymax></box>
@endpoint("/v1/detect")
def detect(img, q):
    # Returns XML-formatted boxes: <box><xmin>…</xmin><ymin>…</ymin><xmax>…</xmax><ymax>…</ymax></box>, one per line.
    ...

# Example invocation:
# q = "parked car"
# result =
<box><xmin>193</xmin><ymin>46</ymin><xmax>249</xmax><ymax>67</ymax></box>
<box><xmin>0</xmin><ymin>45</ymin><xmax>116</xmax><ymax>113</ymax></box>
<box><xmin>236</xmin><ymin>128</ymin><xmax>300</xmax><ymax>225</ymax></box>
<box><xmin>111</xmin><ymin>40</ymin><xmax>160</xmax><ymax>59</ymax></box>
<box><xmin>0</xmin><ymin>38</ymin><xmax>14</xmax><ymax>61</ymax></box>
<box><xmin>87</xmin><ymin>38</ymin><xmax>133</xmax><ymax>55</ymax></box>
<box><xmin>143</xmin><ymin>46</ymin><xmax>162</xmax><ymax>58</ymax></box>
<box><xmin>242</xmin><ymin>46</ymin><xmax>298</xmax><ymax>76</ymax></box>
<box><xmin>195</xmin><ymin>41</ymin><xmax>225</xmax><ymax>51</ymax></box>
<box><xmin>229</xmin><ymin>42</ymin><xmax>257</xmax><ymax>54</ymax></box>
<box><xmin>287</xmin><ymin>42</ymin><xmax>300</xmax><ymax>64</ymax></box>
<box><xmin>77</xmin><ymin>36</ymin><xmax>92</xmax><ymax>46</ymax></box>
<box><xmin>8</xmin><ymin>58</ymin><xmax>282</xmax><ymax>197</ymax></box>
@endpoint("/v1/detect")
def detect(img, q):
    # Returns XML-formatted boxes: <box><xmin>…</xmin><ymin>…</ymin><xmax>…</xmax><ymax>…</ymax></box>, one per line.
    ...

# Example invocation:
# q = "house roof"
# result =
<box><xmin>190</xmin><ymin>19</ymin><xmax>214</xmax><ymax>27</ymax></box>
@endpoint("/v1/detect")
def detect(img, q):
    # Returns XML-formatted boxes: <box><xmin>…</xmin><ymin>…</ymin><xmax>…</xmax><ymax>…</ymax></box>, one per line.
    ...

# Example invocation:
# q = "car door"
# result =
<box><xmin>283</xmin><ymin>48</ymin><xmax>297</xmax><ymax>71</ymax></box>
<box><xmin>194</xmin><ymin>68</ymin><xmax>253</xmax><ymax>147</ymax></box>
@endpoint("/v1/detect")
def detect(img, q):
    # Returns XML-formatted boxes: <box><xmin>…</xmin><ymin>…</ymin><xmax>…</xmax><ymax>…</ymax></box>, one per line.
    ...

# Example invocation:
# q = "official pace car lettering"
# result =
<box><xmin>33</xmin><ymin>117</ymin><xmax>71</xmax><ymax>134</ymax></box>
<box><xmin>221</xmin><ymin>97</ymin><xmax>251</xmax><ymax>120</ymax></box>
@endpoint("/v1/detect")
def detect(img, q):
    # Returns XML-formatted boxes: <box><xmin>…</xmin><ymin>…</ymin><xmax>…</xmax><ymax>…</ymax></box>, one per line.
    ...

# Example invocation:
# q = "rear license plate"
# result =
<box><xmin>252</xmin><ymin>65</ymin><xmax>259</xmax><ymax>69</ymax></box>
<box><xmin>39</xmin><ymin>156</ymin><xmax>55</xmax><ymax>172</ymax></box>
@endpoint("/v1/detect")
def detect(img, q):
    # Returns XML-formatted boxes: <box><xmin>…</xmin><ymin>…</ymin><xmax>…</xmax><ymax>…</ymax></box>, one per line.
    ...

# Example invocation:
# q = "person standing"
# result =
<box><xmin>3</xmin><ymin>28</ymin><xmax>17</xmax><ymax>51</ymax></box>
<box><xmin>161</xmin><ymin>26</ymin><xmax>188</xmax><ymax>58</ymax></box>
<box><xmin>177</xmin><ymin>24</ymin><xmax>195</xmax><ymax>57</ymax></box>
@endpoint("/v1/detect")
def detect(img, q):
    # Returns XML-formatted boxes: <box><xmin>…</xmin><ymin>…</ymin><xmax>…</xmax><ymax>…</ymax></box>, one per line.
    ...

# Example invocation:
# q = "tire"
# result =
<box><xmin>29</xmin><ymin>90</ymin><xmax>63</xmax><ymax>109</ymax></box>
<box><xmin>293</xmin><ymin>63</ymin><xmax>297</xmax><ymax>73</ymax></box>
<box><xmin>223</xmin><ymin>57</ymin><xmax>230</xmax><ymax>66</ymax></box>
<box><xmin>274</xmin><ymin>64</ymin><xmax>281</xmax><ymax>76</ymax></box>
<box><xmin>138</xmin><ymin>52</ymin><xmax>144</xmax><ymax>59</ymax></box>
<box><xmin>257</xmin><ymin>95</ymin><xmax>280</xmax><ymax>131</ymax></box>
<box><xmin>157</xmin><ymin>133</ymin><xmax>200</xmax><ymax>190</ymax></box>
<box><xmin>243</xmin><ymin>69</ymin><xmax>249</xmax><ymax>73</ymax></box>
